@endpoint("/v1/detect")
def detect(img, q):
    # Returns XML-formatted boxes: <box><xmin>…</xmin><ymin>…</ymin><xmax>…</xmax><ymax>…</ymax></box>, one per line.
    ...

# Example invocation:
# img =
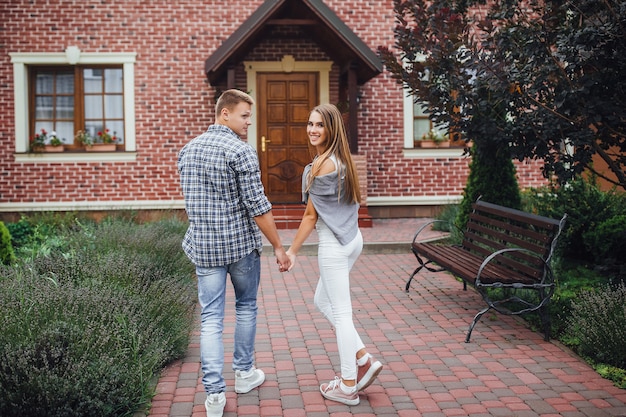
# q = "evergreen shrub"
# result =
<box><xmin>0</xmin><ymin>221</ymin><xmax>15</xmax><ymax>265</ymax></box>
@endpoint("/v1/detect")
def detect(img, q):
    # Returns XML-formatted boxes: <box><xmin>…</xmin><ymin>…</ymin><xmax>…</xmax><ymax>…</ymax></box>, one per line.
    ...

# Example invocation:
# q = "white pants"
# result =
<box><xmin>314</xmin><ymin>220</ymin><xmax>365</xmax><ymax>380</ymax></box>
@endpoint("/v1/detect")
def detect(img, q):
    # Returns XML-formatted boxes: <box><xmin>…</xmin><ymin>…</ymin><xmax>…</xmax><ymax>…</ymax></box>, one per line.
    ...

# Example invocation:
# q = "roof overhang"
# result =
<box><xmin>204</xmin><ymin>0</ymin><xmax>382</xmax><ymax>85</ymax></box>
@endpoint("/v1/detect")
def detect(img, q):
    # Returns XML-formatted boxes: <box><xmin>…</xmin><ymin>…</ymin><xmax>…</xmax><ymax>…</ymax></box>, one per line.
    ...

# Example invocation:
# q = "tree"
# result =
<box><xmin>378</xmin><ymin>0</ymin><xmax>522</xmax><ymax>228</ymax></box>
<box><xmin>378</xmin><ymin>0</ymin><xmax>626</xmax><ymax>191</ymax></box>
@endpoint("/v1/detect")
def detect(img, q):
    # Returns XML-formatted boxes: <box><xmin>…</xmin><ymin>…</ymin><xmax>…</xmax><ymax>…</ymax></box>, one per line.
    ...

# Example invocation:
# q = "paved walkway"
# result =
<box><xmin>147</xmin><ymin>219</ymin><xmax>626</xmax><ymax>417</ymax></box>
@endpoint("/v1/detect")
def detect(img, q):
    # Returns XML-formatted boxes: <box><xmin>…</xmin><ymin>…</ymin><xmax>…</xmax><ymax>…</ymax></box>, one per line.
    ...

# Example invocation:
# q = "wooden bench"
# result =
<box><xmin>406</xmin><ymin>199</ymin><xmax>567</xmax><ymax>342</ymax></box>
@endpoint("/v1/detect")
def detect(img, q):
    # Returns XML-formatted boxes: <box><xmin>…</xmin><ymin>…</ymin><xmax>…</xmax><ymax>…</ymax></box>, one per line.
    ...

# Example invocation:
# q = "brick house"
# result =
<box><xmin>1</xmin><ymin>0</ymin><xmax>548</xmax><ymax>227</ymax></box>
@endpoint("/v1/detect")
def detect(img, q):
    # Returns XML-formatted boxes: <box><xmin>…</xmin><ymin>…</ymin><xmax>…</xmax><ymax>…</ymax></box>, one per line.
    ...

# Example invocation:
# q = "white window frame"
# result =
<box><xmin>402</xmin><ymin>89</ymin><xmax>464</xmax><ymax>158</ymax></box>
<box><xmin>400</xmin><ymin>53</ymin><xmax>464</xmax><ymax>158</ymax></box>
<box><xmin>10</xmin><ymin>47</ymin><xmax>137</xmax><ymax>162</ymax></box>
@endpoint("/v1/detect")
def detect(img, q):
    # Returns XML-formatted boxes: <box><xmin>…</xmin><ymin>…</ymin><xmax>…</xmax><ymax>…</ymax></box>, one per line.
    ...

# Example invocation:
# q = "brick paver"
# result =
<box><xmin>148</xmin><ymin>219</ymin><xmax>626</xmax><ymax>417</ymax></box>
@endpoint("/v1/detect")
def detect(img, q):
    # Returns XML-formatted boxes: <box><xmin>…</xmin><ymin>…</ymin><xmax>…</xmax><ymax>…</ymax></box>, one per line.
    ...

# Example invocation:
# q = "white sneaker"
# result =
<box><xmin>234</xmin><ymin>367</ymin><xmax>265</xmax><ymax>393</ymax></box>
<box><xmin>205</xmin><ymin>392</ymin><xmax>226</xmax><ymax>417</ymax></box>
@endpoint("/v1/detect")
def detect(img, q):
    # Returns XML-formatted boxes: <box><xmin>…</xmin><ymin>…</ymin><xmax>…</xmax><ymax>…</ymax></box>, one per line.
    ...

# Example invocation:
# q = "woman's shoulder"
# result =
<box><xmin>317</xmin><ymin>156</ymin><xmax>337</xmax><ymax>176</ymax></box>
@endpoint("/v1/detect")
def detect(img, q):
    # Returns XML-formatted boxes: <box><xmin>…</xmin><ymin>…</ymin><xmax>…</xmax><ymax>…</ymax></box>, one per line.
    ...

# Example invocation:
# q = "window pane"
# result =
<box><xmin>56</xmin><ymin>96</ymin><xmax>74</xmax><ymax>118</ymax></box>
<box><xmin>413</xmin><ymin>101</ymin><xmax>431</xmax><ymax>141</ymax></box>
<box><xmin>83</xmin><ymin>68</ymin><xmax>103</xmax><ymax>93</ymax></box>
<box><xmin>84</xmin><ymin>95</ymin><xmax>103</xmax><ymax>119</ymax></box>
<box><xmin>104</xmin><ymin>69</ymin><xmax>123</xmax><ymax>93</ymax></box>
<box><xmin>413</xmin><ymin>101</ymin><xmax>429</xmax><ymax>116</ymax></box>
<box><xmin>36</xmin><ymin>73</ymin><xmax>53</xmax><ymax>94</ymax></box>
<box><xmin>56</xmin><ymin>73</ymin><xmax>74</xmax><ymax>94</ymax></box>
<box><xmin>35</xmin><ymin>96</ymin><xmax>53</xmax><ymax>119</ymax></box>
<box><xmin>105</xmin><ymin>95</ymin><xmax>123</xmax><ymax>118</ymax></box>
<box><xmin>34</xmin><ymin>122</ymin><xmax>53</xmax><ymax>135</ymax></box>
<box><xmin>107</xmin><ymin>121</ymin><xmax>124</xmax><ymax>143</ymax></box>
<box><xmin>414</xmin><ymin>119</ymin><xmax>431</xmax><ymax>140</ymax></box>
<box><xmin>84</xmin><ymin>123</ymin><xmax>101</xmax><ymax>139</ymax></box>
<box><xmin>55</xmin><ymin>122</ymin><xmax>74</xmax><ymax>144</ymax></box>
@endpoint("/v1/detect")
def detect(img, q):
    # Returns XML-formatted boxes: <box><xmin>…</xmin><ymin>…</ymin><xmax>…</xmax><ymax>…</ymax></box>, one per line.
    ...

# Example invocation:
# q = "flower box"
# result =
<box><xmin>44</xmin><ymin>144</ymin><xmax>64</xmax><ymax>152</ymax></box>
<box><xmin>86</xmin><ymin>143</ymin><xmax>117</xmax><ymax>152</ymax></box>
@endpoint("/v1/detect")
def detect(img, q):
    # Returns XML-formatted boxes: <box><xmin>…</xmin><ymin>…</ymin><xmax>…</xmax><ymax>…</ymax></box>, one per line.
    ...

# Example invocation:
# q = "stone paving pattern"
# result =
<box><xmin>147</xmin><ymin>219</ymin><xmax>626</xmax><ymax>417</ymax></box>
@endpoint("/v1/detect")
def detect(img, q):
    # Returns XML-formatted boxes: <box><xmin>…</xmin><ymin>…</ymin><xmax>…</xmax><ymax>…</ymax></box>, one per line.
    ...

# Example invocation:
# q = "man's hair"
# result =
<box><xmin>215</xmin><ymin>89</ymin><xmax>254</xmax><ymax>115</ymax></box>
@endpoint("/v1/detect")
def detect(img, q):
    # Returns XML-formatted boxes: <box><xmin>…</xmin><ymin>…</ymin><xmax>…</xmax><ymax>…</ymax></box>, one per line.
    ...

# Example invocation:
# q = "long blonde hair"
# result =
<box><xmin>307</xmin><ymin>103</ymin><xmax>361</xmax><ymax>204</ymax></box>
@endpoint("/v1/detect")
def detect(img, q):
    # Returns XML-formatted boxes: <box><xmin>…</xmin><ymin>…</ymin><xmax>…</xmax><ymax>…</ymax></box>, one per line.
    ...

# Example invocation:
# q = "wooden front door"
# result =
<box><xmin>257</xmin><ymin>72</ymin><xmax>318</xmax><ymax>203</ymax></box>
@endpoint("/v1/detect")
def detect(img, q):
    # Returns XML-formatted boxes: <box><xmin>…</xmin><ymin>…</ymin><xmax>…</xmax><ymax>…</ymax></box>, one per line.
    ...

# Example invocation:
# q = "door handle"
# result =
<box><xmin>261</xmin><ymin>136</ymin><xmax>271</xmax><ymax>152</ymax></box>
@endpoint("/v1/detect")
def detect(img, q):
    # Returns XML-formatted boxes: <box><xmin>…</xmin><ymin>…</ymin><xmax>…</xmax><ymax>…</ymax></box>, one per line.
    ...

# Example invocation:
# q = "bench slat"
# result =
<box><xmin>473</xmin><ymin>200</ymin><xmax>562</xmax><ymax>229</ymax></box>
<box><xmin>413</xmin><ymin>242</ymin><xmax>538</xmax><ymax>285</ymax></box>
<box><xmin>467</xmin><ymin>216</ymin><xmax>554</xmax><ymax>255</ymax></box>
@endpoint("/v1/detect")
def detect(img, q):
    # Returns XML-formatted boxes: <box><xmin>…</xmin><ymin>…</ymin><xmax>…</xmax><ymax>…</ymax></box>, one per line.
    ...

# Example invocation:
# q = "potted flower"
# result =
<box><xmin>46</xmin><ymin>132</ymin><xmax>65</xmax><ymax>152</ymax></box>
<box><xmin>29</xmin><ymin>129</ymin><xmax>64</xmax><ymax>152</ymax></box>
<box><xmin>85</xmin><ymin>128</ymin><xmax>118</xmax><ymax>152</ymax></box>
<box><xmin>417</xmin><ymin>129</ymin><xmax>450</xmax><ymax>148</ymax></box>
<box><xmin>75</xmin><ymin>129</ymin><xmax>93</xmax><ymax>148</ymax></box>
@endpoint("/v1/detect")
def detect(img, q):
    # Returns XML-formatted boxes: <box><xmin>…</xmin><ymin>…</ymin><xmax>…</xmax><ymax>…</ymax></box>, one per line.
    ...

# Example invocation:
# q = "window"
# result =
<box><xmin>10</xmin><ymin>47</ymin><xmax>136</xmax><ymax>160</ymax></box>
<box><xmin>403</xmin><ymin>90</ymin><xmax>464</xmax><ymax>158</ymax></box>
<box><xmin>412</xmin><ymin>101</ymin><xmax>438</xmax><ymax>146</ymax></box>
<box><xmin>32</xmin><ymin>66</ymin><xmax>125</xmax><ymax>148</ymax></box>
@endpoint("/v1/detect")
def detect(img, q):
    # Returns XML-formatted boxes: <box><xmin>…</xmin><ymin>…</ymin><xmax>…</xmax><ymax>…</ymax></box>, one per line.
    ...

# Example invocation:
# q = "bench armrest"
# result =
<box><xmin>476</xmin><ymin>247</ymin><xmax>556</xmax><ymax>301</ymax></box>
<box><xmin>412</xmin><ymin>220</ymin><xmax>461</xmax><ymax>244</ymax></box>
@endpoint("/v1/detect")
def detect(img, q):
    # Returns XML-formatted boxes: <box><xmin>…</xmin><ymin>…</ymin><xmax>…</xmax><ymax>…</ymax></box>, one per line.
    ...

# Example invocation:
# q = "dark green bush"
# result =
<box><xmin>456</xmin><ymin>142</ymin><xmax>521</xmax><ymax>231</ymax></box>
<box><xmin>565</xmin><ymin>282</ymin><xmax>626</xmax><ymax>369</ymax></box>
<box><xmin>0</xmin><ymin>221</ymin><xmax>16</xmax><ymax>265</ymax></box>
<box><xmin>523</xmin><ymin>175</ymin><xmax>626</xmax><ymax>264</ymax></box>
<box><xmin>433</xmin><ymin>204</ymin><xmax>463</xmax><ymax>244</ymax></box>
<box><xmin>0</xmin><ymin>217</ymin><xmax>195</xmax><ymax>417</ymax></box>
<box><xmin>5</xmin><ymin>216</ymin><xmax>35</xmax><ymax>249</ymax></box>
<box><xmin>583</xmin><ymin>214</ymin><xmax>626</xmax><ymax>285</ymax></box>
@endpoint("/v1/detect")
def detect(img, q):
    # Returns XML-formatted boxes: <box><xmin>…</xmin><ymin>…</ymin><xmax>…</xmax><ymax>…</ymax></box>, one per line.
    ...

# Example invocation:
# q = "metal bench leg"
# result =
<box><xmin>465</xmin><ymin>306</ymin><xmax>491</xmax><ymax>343</ymax></box>
<box><xmin>405</xmin><ymin>265</ymin><xmax>423</xmax><ymax>293</ymax></box>
<box><xmin>540</xmin><ymin>304</ymin><xmax>551</xmax><ymax>341</ymax></box>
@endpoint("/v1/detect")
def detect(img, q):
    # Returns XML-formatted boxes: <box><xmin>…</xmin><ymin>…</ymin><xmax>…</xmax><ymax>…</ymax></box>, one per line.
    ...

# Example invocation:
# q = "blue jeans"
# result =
<box><xmin>196</xmin><ymin>249</ymin><xmax>261</xmax><ymax>394</ymax></box>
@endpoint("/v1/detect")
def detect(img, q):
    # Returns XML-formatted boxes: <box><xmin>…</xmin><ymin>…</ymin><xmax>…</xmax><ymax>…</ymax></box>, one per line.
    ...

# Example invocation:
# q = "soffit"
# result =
<box><xmin>204</xmin><ymin>0</ymin><xmax>382</xmax><ymax>85</ymax></box>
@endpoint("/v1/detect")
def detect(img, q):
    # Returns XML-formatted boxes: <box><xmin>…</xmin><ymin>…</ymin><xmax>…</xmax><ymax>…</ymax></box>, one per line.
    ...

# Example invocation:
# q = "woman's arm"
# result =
<box><xmin>286</xmin><ymin>198</ymin><xmax>318</xmax><ymax>270</ymax></box>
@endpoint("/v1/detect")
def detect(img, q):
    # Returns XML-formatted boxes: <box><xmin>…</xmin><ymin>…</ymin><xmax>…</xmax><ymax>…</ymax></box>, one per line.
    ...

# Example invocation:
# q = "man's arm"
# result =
<box><xmin>254</xmin><ymin>210</ymin><xmax>291</xmax><ymax>272</ymax></box>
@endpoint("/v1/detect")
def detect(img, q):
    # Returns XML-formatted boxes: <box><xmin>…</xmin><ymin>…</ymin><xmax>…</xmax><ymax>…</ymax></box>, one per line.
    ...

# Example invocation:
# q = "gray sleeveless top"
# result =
<box><xmin>302</xmin><ymin>154</ymin><xmax>359</xmax><ymax>245</ymax></box>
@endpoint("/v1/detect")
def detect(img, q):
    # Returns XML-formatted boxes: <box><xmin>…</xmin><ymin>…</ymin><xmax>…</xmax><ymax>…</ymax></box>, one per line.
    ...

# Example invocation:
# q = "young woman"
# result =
<box><xmin>286</xmin><ymin>103</ymin><xmax>382</xmax><ymax>405</ymax></box>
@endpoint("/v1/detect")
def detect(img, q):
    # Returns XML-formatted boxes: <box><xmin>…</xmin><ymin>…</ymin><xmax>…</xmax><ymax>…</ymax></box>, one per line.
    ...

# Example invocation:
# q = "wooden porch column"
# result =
<box><xmin>348</xmin><ymin>64</ymin><xmax>358</xmax><ymax>154</ymax></box>
<box><xmin>227</xmin><ymin>68</ymin><xmax>235</xmax><ymax>89</ymax></box>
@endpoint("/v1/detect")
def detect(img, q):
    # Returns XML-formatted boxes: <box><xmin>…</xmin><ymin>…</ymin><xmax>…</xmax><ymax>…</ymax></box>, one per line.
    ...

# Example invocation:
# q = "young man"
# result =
<box><xmin>178</xmin><ymin>89</ymin><xmax>290</xmax><ymax>417</ymax></box>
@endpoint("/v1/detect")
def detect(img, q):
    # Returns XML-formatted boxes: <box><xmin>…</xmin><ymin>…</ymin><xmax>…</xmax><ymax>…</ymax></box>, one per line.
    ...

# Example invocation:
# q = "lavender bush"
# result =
<box><xmin>567</xmin><ymin>282</ymin><xmax>626</xmax><ymax>369</ymax></box>
<box><xmin>0</xmin><ymin>217</ymin><xmax>195</xmax><ymax>417</ymax></box>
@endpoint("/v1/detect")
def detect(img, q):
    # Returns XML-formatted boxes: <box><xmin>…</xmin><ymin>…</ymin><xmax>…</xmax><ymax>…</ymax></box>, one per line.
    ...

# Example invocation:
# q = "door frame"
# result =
<box><xmin>244</xmin><ymin>55</ymin><xmax>332</xmax><ymax>153</ymax></box>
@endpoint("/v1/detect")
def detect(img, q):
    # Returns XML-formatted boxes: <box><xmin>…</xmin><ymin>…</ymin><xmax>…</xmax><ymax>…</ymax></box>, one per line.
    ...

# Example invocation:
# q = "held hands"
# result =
<box><xmin>285</xmin><ymin>248</ymin><xmax>296</xmax><ymax>272</ymax></box>
<box><xmin>275</xmin><ymin>247</ymin><xmax>291</xmax><ymax>273</ymax></box>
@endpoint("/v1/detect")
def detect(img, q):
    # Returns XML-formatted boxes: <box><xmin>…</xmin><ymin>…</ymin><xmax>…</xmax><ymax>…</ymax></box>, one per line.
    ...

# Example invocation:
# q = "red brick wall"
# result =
<box><xmin>0</xmin><ymin>0</ymin><xmax>549</xmax><ymax>215</ymax></box>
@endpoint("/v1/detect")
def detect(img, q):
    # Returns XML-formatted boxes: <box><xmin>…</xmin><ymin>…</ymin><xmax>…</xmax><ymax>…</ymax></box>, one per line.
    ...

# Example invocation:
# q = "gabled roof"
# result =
<box><xmin>204</xmin><ymin>0</ymin><xmax>383</xmax><ymax>85</ymax></box>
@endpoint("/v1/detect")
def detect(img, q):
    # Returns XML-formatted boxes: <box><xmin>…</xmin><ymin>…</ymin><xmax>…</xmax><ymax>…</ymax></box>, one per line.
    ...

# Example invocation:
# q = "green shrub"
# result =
<box><xmin>594</xmin><ymin>363</ymin><xmax>626</xmax><ymax>390</ymax></box>
<box><xmin>433</xmin><ymin>204</ymin><xmax>463</xmax><ymax>244</ymax></box>
<box><xmin>547</xmin><ymin>263</ymin><xmax>607</xmax><ymax>337</ymax></box>
<box><xmin>6</xmin><ymin>213</ymin><xmax>82</xmax><ymax>261</ymax></box>
<box><xmin>5</xmin><ymin>216</ymin><xmax>35</xmax><ymax>250</ymax></box>
<box><xmin>583</xmin><ymin>214</ymin><xmax>626</xmax><ymax>285</ymax></box>
<box><xmin>0</xmin><ymin>221</ymin><xmax>16</xmax><ymax>265</ymax></box>
<box><xmin>523</xmin><ymin>175</ymin><xmax>626</xmax><ymax>264</ymax></box>
<box><xmin>0</xmin><ymin>217</ymin><xmax>195</xmax><ymax>417</ymax></box>
<box><xmin>565</xmin><ymin>282</ymin><xmax>626</xmax><ymax>369</ymax></box>
<box><xmin>585</xmin><ymin>214</ymin><xmax>626</xmax><ymax>261</ymax></box>
<box><xmin>456</xmin><ymin>142</ymin><xmax>521</xmax><ymax>231</ymax></box>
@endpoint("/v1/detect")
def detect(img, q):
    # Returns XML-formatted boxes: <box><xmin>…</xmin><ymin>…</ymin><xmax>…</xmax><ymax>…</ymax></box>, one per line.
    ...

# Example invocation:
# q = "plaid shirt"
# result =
<box><xmin>177</xmin><ymin>124</ymin><xmax>272</xmax><ymax>267</ymax></box>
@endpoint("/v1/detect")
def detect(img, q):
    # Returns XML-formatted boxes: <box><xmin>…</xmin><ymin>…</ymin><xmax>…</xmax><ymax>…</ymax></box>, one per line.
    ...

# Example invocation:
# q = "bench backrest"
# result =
<box><xmin>463</xmin><ymin>200</ymin><xmax>567</xmax><ymax>283</ymax></box>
